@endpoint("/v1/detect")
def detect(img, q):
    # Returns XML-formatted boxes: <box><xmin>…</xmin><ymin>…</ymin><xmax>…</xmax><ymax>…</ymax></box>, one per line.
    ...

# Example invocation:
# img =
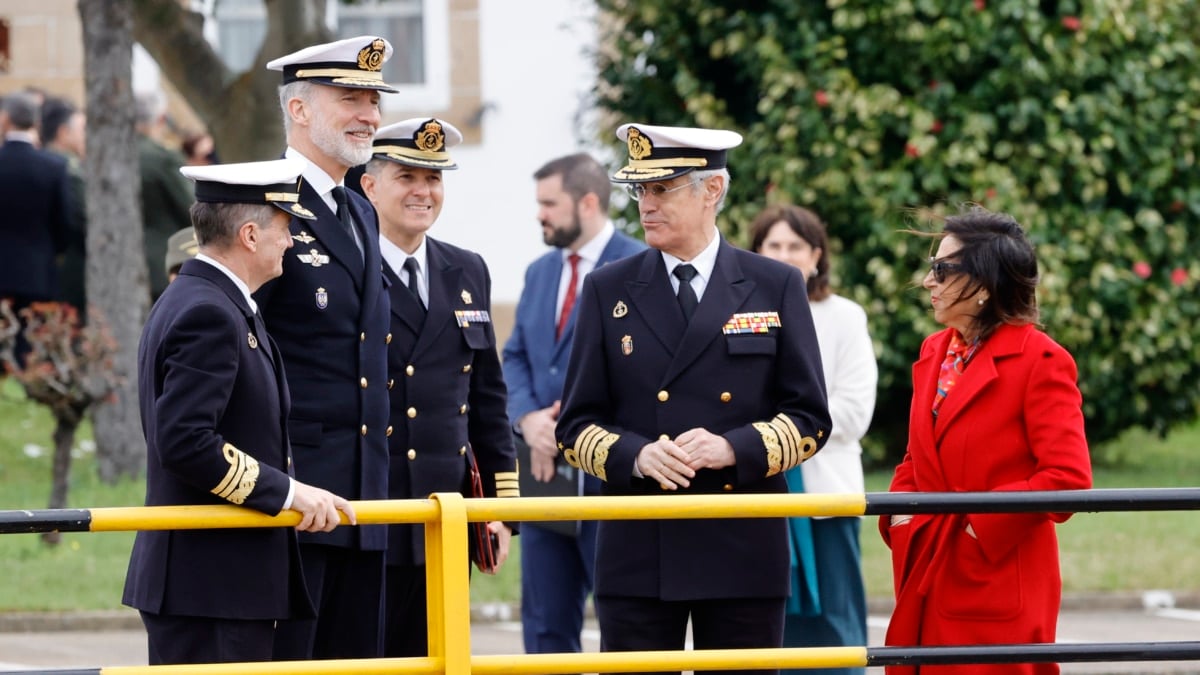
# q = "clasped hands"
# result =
<box><xmin>636</xmin><ymin>428</ymin><xmax>735</xmax><ymax>491</ymax></box>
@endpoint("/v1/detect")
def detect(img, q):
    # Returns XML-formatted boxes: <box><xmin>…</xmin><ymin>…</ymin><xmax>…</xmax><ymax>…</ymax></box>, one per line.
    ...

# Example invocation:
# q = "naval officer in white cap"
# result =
<box><xmin>257</xmin><ymin>35</ymin><xmax>395</xmax><ymax>660</ymax></box>
<box><xmin>554</xmin><ymin>123</ymin><xmax>832</xmax><ymax>674</ymax></box>
<box><xmin>124</xmin><ymin>158</ymin><xmax>359</xmax><ymax>665</ymax></box>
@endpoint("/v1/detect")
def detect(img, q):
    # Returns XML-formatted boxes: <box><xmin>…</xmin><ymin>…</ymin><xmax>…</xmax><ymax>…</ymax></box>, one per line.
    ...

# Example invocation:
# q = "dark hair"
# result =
<box><xmin>921</xmin><ymin>206</ymin><xmax>1040</xmax><ymax>338</ymax></box>
<box><xmin>189</xmin><ymin>201</ymin><xmax>277</xmax><ymax>249</ymax></box>
<box><xmin>2</xmin><ymin>92</ymin><xmax>40</xmax><ymax>131</ymax></box>
<box><xmin>40</xmin><ymin>97</ymin><xmax>78</xmax><ymax>145</ymax></box>
<box><xmin>748</xmin><ymin>204</ymin><xmax>832</xmax><ymax>302</ymax></box>
<box><xmin>533</xmin><ymin>153</ymin><xmax>611</xmax><ymax>212</ymax></box>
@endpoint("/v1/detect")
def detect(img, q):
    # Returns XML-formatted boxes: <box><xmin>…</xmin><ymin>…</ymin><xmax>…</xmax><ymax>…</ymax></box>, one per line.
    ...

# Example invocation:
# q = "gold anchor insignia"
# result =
<box><xmin>293</xmin><ymin>231</ymin><xmax>316</xmax><ymax>244</ymax></box>
<box><xmin>627</xmin><ymin>127</ymin><xmax>653</xmax><ymax>160</ymax></box>
<box><xmin>247</xmin><ymin>332</ymin><xmax>258</xmax><ymax>349</ymax></box>
<box><xmin>415</xmin><ymin>120</ymin><xmax>445</xmax><ymax>152</ymax></box>
<box><xmin>613</xmin><ymin>300</ymin><xmax>628</xmax><ymax>318</ymax></box>
<box><xmin>461</xmin><ymin>289</ymin><xmax>473</xmax><ymax>304</ymax></box>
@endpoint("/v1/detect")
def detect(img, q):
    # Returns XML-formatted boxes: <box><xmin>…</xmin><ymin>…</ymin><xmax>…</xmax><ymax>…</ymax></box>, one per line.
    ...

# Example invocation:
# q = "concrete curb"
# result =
<box><xmin>1</xmin><ymin>591</ymin><xmax>1197</xmax><ymax>633</ymax></box>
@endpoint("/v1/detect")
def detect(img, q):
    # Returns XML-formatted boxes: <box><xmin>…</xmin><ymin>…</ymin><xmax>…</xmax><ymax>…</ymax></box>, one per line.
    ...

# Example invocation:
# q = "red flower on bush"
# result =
<box><xmin>1170</xmin><ymin>200</ymin><xmax>1185</xmax><ymax>213</ymax></box>
<box><xmin>928</xmin><ymin>80</ymin><xmax>940</xmax><ymax>91</ymax></box>
<box><xmin>931</xmin><ymin>119</ymin><xmax>944</xmax><ymax>133</ymax></box>
<box><xmin>1062</xmin><ymin>16</ymin><xmax>1082</xmax><ymax>31</ymax></box>
<box><xmin>973</xmin><ymin>0</ymin><xmax>986</xmax><ymax>10</ymax></box>
<box><xmin>985</xmin><ymin>188</ymin><xmax>998</xmax><ymax>201</ymax></box>
<box><xmin>1133</xmin><ymin>261</ymin><xmax>1152</xmax><ymax>279</ymax></box>
<box><xmin>905</xmin><ymin>143</ymin><xmax>921</xmax><ymax>158</ymax></box>
<box><xmin>814</xmin><ymin>90</ymin><xmax>830</xmax><ymax>107</ymax></box>
<box><xmin>1171</xmin><ymin>268</ymin><xmax>1188</xmax><ymax>286</ymax></box>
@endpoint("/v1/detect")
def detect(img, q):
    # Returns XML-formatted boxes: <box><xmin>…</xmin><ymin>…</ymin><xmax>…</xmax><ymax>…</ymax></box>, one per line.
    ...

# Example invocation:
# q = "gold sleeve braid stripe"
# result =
<box><xmin>756</xmin><ymin>414</ymin><xmax>820</xmax><ymax>477</ymax></box>
<box><xmin>570</xmin><ymin>424</ymin><xmax>618</xmax><ymax>481</ymax></box>
<box><xmin>212</xmin><ymin>443</ymin><xmax>259</xmax><ymax>505</ymax></box>
<box><xmin>495</xmin><ymin>471</ymin><xmax>520</xmax><ymax>498</ymax></box>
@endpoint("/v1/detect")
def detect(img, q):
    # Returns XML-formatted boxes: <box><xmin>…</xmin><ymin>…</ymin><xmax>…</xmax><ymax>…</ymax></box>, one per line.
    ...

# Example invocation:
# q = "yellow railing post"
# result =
<box><xmin>426</xmin><ymin>492</ymin><xmax>472</xmax><ymax>675</ymax></box>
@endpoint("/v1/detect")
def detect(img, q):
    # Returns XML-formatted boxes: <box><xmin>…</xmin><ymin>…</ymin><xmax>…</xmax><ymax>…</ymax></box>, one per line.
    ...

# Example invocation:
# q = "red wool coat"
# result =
<box><xmin>880</xmin><ymin>323</ymin><xmax>1093</xmax><ymax>675</ymax></box>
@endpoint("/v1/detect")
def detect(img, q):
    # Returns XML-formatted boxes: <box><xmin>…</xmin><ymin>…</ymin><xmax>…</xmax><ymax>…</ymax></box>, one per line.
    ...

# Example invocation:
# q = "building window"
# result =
<box><xmin>208</xmin><ymin>0</ymin><xmax>447</xmax><ymax>111</ymax></box>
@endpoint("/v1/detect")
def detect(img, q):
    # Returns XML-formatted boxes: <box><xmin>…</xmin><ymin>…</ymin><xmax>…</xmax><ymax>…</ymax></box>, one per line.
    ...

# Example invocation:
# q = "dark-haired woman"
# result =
<box><xmin>881</xmin><ymin>207</ymin><xmax>1092</xmax><ymax>675</ymax></box>
<box><xmin>750</xmin><ymin>205</ymin><xmax>876</xmax><ymax>675</ymax></box>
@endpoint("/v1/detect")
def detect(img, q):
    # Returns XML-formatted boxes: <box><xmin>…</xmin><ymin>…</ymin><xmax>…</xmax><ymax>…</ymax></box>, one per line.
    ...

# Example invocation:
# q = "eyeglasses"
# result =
<box><xmin>625</xmin><ymin>178</ymin><xmax>698</xmax><ymax>202</ymax></box>
<box><xmin>927</xmin><ymin>257</ymin><xmax>966</xmax><ymax>283</ymax></box>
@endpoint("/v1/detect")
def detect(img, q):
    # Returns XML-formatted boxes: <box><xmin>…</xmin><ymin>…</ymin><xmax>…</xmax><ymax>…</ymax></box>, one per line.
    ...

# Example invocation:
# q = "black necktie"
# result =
<box><xmin>673</xmin><ymin>264</ymin><xmax>699</xmax><ymax>321</ymax></box>
<box><xmin>331</xmin><ymin>186</ymin><xmax>364</xmax><ymax>260</ymax></box>
<box><xmin>402</xmin><ymin>257</ymin><xmax>426</xmax><ymax>312</ymax></box>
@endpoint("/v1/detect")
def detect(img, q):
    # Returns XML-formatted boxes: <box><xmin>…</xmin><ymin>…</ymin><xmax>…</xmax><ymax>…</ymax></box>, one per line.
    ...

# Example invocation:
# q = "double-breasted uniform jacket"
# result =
<box><xmin>384</xmin><ymin>237</ymin><xmax>518</xmax><ymax>566</ymax></box>
<box><xmin>124</xmin><ymin>260</ymin><xmax>311</xmax><ymax>620</ymax></box>
<box><xmin>0</xmin><ymin>138</ymin><xmax>71</xmax><ymax>301</ymax></box>
<box><xmin>555</xmin><ymin>240</ymin><xmax>832</xmax><ymax>601</ymax></box>
<box><xmin>255</xmin><ymin>179</ymin><xmax>391</xmax><ymax>551</ymax></box>
<box><xmin>880</xmin><ymin>323</ymin><xmax>1092</xmax><ymax>675</ymax></box>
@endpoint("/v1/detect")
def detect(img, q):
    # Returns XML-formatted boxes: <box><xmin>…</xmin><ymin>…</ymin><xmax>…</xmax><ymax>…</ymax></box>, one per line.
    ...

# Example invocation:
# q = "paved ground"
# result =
<box><xmin>1</xmin><ymin>605</ymin><xmax>1197</xmax><ymax>673</ymax></box>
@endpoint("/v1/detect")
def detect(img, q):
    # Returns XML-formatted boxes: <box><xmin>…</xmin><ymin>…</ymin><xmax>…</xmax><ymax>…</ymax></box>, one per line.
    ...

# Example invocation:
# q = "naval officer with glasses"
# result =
<box><xmin>554</xmin><ymin>123</ymin><xmax>833</xmax><ymax>674</ymax></box>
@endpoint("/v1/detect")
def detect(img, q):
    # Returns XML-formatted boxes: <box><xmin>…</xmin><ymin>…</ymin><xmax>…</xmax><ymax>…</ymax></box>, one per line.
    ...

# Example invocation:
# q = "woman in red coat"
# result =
<box><xmin>880</xmin><ymin>208</ymin><xmax>1092</xmax><ymax>674</ymax></box>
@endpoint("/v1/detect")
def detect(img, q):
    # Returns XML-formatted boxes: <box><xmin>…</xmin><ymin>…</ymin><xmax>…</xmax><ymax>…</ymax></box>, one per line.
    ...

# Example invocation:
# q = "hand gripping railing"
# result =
<box><xmin>1</xmin><ymin>488</ymin><xmax>1199</xmax><ymax>674</ymax></box>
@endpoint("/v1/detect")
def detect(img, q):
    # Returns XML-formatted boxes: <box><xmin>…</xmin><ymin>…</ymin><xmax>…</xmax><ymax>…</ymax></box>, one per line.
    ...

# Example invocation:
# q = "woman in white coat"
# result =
<box><xmin>750</xmin><ymin>205</ymin><xmax>878</xmax><ymax>675</ymax></box>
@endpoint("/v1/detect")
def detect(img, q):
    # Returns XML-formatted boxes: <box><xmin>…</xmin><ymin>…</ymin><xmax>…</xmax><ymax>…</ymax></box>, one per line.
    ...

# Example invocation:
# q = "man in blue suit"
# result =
<box><xmin>359</xmin><ymin>117</ymin><xmax>520</xmax><ymax>657</ymax></box>
<box><xmin>256</xmin><ymin>36</ymin><xmax>396</xmax><ymax>660</ymax></box>
<box><xmin>502</xmin><ymin>153</ymin><xmax>645</xmax><ymax>655</ymax></box>
<box><xmin>555</xmin><ymin>124</ymin><xmax>832</xmax><ymax>675</ymax></box>
<box><xmin>124</xmin><ymin>157</ymin><xmax>355</xmax><ymax>665</ymax></box>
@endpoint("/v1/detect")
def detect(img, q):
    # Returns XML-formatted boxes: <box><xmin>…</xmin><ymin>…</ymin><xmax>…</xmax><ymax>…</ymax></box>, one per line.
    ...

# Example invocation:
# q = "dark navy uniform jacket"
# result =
<box><xmin>255</xmin><ymin>180</ymin><xmax>391</xmax><ymax>550</ymax></box>
<box><xmin>0</xmin><ymin>139</ymin><xmax>70</xmax><ymax>300</ymax></box>
<box><xmin>556</xmin><ymin>239</ymin><xmax>832</xmax><ymax>601</ymax></box>
<box><xmin>124</xmin><ymin>259</ymin><xmax>312</xmax><ymax>620</ymax></box>
<box><xmin>384</xmin><ymin>237</ymin><xmax>518</xmax><ymax>566</ymax></box>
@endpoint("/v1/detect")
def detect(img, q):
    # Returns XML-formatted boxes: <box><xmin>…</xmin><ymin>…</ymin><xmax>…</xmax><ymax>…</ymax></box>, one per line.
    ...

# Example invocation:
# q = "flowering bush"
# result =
<box><xmin>595</xmin><ymin>0</ymin><xmax>1200</xmax><ymax>462</ymax></box>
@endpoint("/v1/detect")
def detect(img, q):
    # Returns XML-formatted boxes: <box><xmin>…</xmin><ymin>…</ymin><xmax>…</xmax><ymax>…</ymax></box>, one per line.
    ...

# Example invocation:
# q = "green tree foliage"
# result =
<box><xmin>594</xmin><ymin>0</ymin><xmax>1200</xmax><ymax>463</ymax></box>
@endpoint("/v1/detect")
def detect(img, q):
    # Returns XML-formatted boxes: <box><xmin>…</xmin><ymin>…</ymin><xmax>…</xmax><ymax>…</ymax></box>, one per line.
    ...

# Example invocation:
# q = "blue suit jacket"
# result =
<box><xmin>555</xmin><ymin>239</ymin><xmax>832</xmax><ymax>600</ymax></box>
<box><xmin>502</xmin><ymin>230</ymin><xmax>646</xmax><ymax>437</ymax></box>
<box><xmin>384</xmin><ymin>237</ymin><xmax>518</xmax><ymax>566</ymax></box>
<box><xmin>0</xmin><ymin>139</ymin><xmax>71</xmax><ymax>299</ymax></box>
<box><xmin>255</xmin><ymin>179</ymin><xmax>391</xmax><ymax>550</ymax></box>
<box><xmin>124</xmin><ymin>260</ymin><xmax>311</xmax><ymax>620</ymax></box>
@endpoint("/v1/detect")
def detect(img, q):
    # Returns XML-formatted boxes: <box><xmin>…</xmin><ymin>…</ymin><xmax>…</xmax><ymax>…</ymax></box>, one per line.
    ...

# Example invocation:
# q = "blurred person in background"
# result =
<box><xmin>136</xmin><ymin>90</ymin><xmax>194</xmax><ymax>303</ymax></box>
<box><xmin>41</xmin><ymin>97</ymin><xmax>88</xmax><ymax>312</ymax></box>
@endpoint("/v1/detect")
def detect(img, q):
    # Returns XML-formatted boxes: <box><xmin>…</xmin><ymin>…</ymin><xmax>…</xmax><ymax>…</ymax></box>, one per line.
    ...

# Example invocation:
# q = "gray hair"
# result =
<box><xmin>2</xmin><ymin>92</ymin><xmax>40</xmax><ymax>131</ymax></box>
<box><xmin>691</xmin><ymin>168</ymin><xmax>731</xmax><ymax>213</ymax></box>
<box><xmin>134</xmin><ymin>91</ymin><xmax>166</xmax><ymax>127</ymax></box>
<box><xmin>278</xmin><ymin>81</ymin><xmax>318</xmax><ymax>136</ymax></box>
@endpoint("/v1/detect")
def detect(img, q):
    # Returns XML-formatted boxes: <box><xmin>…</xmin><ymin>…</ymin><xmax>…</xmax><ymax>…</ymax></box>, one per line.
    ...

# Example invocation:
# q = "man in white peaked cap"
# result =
<box><xmin>258</xmin><ymin>35</ymin><xmax>395</xmax><ymax>661</ymax></box>
<box><xmin>554</xmin><ymin>123</ymin><xmax>832</xmax><ymax>673</ymax></box>
<box><xmin>124</xmin><ymin>158</ymin><xmax>358</xmax><ymax>665</ymax></box>
<box><xmin>359</xmin><ymin>117</ymin><xmax>520</xmax><ymax>657</ymax></box>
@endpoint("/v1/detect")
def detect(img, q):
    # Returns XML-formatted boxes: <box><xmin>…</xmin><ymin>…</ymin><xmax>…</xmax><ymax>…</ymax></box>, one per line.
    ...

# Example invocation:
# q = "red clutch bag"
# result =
<box><xmin>466</xmin><ymin>445</ymin><xmax>499</xmax><ymax>573</ymax></box>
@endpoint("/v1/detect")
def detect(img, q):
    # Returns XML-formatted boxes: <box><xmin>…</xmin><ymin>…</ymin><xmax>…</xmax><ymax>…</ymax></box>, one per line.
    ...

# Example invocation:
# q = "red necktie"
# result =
<box><xmin>556</xmin><ymin>253</ymin><xmax>581</xmax><ymax>340</ymax></box>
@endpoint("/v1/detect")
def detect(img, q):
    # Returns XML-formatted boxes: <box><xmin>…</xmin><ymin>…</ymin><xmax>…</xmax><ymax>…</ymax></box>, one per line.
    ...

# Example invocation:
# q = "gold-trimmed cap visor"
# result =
<box><xmin>611</xmin><ymin>123</ymin><xmax>743</xmax><ymax>183</ymax></box>
<box><xmin>267</xmin><ymin>36</ymin><xmax>399</xmax><ymax>93</ymax></box>
<box><xmin>180</xmin><ymin>157</ymin><xmax>316</xmax><ymax>220</ymax></box>
<box><xmin>371</xmin><ymin>118</ymin><xmax>463</xmax><ymax>170</ymax></box>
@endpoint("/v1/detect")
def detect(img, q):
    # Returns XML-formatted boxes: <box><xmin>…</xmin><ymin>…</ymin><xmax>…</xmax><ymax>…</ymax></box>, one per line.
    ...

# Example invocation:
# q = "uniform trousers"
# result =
<box><xmin>596</xmin><ymin>595</ymin><xmax>786</xmax><ymax>675</ymax></box>
<box><xmin>520</xmin><ymin>519</ymin><xmax>598</xmax><ymax>653</ymax></box>
<box><xmin>384</xmin><ymin>563</ymin><xmax>429</xmax><ymax>657</ymax></box>
<box><xmin>272</xmin><ymin>543</ymin><xmax>386</xmax><ymax>659</ymax></box>
<box><xmin>782</xmin><ymin>517</ymin><xmax>867</xmax><ymax>675</ymax></box>
<box><xmin>140</xmin><ymin>611</ymin><xmax>274</xmax><ymax>664</ymax></box>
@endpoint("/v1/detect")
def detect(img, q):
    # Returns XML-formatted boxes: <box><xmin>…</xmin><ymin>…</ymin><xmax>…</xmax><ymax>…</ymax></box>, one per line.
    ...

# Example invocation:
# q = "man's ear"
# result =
<box><xmin>287</xmin><ymin>96</ymin><xmax>308</xmax><ymax>127</ymax></box>
<box><xmin>237</xmin><ymin>220</ymin><xmax>259</xmax><ymax>252</ymax></box>
<box><xmin>360</xmin><ymin>171</ymin><xmax>378</xmax><ymax>203</ymax></box>
<box><xmin>577</xmin><ymin>191</ymin><xmax>600</xmax><ymax>218</ymax></box>
<box><xmin>704</xmin><ymin>175</ymin><xmax>725</xmax><ymax>205</ymax></box>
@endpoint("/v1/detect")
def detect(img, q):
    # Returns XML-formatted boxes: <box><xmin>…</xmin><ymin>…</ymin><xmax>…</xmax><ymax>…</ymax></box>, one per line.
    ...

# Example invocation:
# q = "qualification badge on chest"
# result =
<box><xmin>315</xmin><ymin>287</ymin><xmax>329</xmax><ymax>310</ymax></box>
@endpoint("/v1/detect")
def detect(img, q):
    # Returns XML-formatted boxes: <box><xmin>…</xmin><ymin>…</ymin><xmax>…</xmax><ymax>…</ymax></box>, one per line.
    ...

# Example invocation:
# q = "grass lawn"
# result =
<box><xmin>0</xmin><ymin>375</ymin><xmax>1195</xmax><ymax>611</ymax></box>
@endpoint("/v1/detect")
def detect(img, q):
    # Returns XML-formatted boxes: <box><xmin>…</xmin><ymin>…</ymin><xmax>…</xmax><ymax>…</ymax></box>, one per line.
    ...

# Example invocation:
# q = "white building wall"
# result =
<box><xmin>435</xmin><ymin>0</ymin><xmax>603</xmax><ymax>304</ymax></box>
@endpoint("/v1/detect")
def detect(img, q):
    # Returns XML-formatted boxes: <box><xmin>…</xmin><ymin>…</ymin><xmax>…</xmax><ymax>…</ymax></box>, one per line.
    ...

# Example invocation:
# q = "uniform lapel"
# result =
<box><xmin>626</xmin><ymin>252</ymin><xmax>686</xmax><ymax>353</ymax></box>
<box><xmin>296</xmin><ymin>180</ymin><xmax>364</xmax><ymax>290</ymax></box>
<box><xmin>412</xmin><ymin>239</ymin><xmax>460</xmax><ymax>360</ymax></box>
<box><xmin>385</xmin><ymin>262</ymin><xmax>424</xmax><ymax>334</ymax></box>
<box><xmin>661</xmin><ymin>241</ymin><xmax>753</xmax><ymax>386</ymax></box>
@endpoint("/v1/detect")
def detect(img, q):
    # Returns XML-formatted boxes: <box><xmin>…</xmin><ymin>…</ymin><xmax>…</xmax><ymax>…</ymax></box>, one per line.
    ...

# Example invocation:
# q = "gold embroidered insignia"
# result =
<box><xmin>621</xmin><ymin>335</ymin><xmax>633</xmax><ymax>356</ymax></box>
<box><xmin>573</xmin><ymin>424</ymin><xmax>618</xmax><ymax>481</ymax></box>
<box><xmin>757</xmin><ymin>414</ymin><xmax>818</xmax><ymax>477</ymax></box>
<box><xmin>461</xmin><ymin>289</ymin><xmax>473</xmax><ymax>304</ymax></box>
<box><xmin>613</xmin><ymin>300</ymin><xmax>628</xmax><ymax>318</ymax></box>
<box><xmin>357</xmin><ymin>38</ymin><xmax>387</xmax><ymax>72</ymax></box>
<box><xmin>247</xmin><ymin>332</ymin><xmax>258</xmax><ymax>350</ymax></box>
<box><xmin>627</xmin><ymin>127</ymin><xmax>652</xmax><ymax>160</ymax></box>
<box><xmin>415</xmin><ymin>120</ymin><xmax>445</xmax><ymax>152</ymax></box>
<box><xmin>293</xmin><ymin>231</ymin><xmax>316</xmax><ymax>244</ymax></box>
<box><xmin>297</xmin><ymin>249</ymin><xmax>330</xmax><ymax>267</ymax></box>
<box><xmin>212</xmin><ymin>443</ymin><xmax>259</xmax><ymax>504</ymax></box>
<box><xmin>495</xmin><ymin>471</ymin><xmax>520</xmax><ymax>498</ymax></box>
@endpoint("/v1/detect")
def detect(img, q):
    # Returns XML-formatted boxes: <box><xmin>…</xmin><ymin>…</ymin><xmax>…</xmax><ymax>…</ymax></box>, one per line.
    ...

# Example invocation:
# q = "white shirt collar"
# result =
<box><xmin>194</xmin><ymin>253</ymin><xmax>257</xmax><ymax>313</ymax></box>
<box><xmin>568</xmin><ymin>221</ymin><xmax>616</xmax><ymax>265</ymax></box>
<box><xmin>380</xmin><ymin>235</ymin><xmax>429</xmax><ymax>303</ymax></box>
<box><xmin>285</xmin><ymin>146</ymin><xmax>339</xmax><ymax>212</ymax></box>
<box><xmin>661</xmin><ymin>227</ymin><xmax>721</xmax><ymax>284</ymax></box>
<box><xmin>4</xmin><ymin>130</ymin><xmax>37</xmax><ymax>144</ymax></box>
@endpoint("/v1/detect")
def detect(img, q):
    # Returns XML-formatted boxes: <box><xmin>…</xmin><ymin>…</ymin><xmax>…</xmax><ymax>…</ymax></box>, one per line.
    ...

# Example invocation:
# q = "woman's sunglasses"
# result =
<box><xmin>928</xmin><ymin>257</ymin><xmax>966</xmax><ymax>283</ymax></box>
